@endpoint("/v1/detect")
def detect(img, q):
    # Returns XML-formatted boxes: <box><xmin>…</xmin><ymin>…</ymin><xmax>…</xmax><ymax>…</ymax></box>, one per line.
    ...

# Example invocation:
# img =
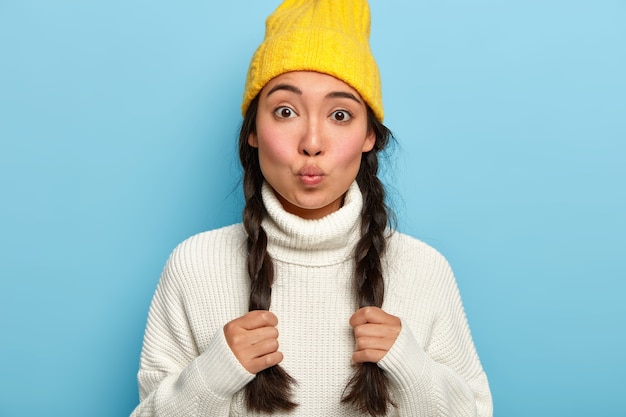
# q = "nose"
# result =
<box><xmin>299</xmin><ymin>118</ymin><xmax>324</xmax><ymax>156</ymax></box>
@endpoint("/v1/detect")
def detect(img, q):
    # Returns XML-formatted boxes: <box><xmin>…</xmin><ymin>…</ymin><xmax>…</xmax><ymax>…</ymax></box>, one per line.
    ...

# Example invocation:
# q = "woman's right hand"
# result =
<box><xmin>223</xmin><ymin>310</ymin><xmax>284</xmax><ymax>374</ymax></box>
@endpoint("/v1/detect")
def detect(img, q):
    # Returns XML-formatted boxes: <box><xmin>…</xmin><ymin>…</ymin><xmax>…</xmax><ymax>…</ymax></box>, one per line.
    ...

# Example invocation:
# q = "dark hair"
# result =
<box><xmin>238</xmin><ymin>95</ymin><xmax>395</xmax><ymax>416</ymax></box>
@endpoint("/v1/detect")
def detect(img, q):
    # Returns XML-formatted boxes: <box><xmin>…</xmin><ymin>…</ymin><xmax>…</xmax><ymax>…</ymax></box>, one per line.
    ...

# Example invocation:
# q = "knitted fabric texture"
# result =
<box><xmin>130</xmin><ymin>182</ymin><xmax>493</xmax><ymax>416</ymax></box>
<box><xmin>241</xmin><ymin>0</ymin><xmax>384</xmax><ymax>121</ymax></box>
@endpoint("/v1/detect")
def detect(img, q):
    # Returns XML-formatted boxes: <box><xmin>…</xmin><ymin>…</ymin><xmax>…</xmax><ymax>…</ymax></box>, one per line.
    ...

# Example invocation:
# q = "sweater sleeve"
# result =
<box><xmin>130</xmin><ymin>248</ymin><xmax>254</xmax><ymax>417</ymax></box>
<box><xmin>377</xmin><ymin>245</ymin><xmax>493</xmax><ymax>417</ymax></box>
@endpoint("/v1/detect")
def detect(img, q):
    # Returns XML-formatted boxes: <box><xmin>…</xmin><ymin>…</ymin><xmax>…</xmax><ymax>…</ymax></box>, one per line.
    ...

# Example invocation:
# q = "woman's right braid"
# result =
<box><xmin>239</xmin><ymin>97</ymin><xmax>298</xmax><ymax>413</ymax></box>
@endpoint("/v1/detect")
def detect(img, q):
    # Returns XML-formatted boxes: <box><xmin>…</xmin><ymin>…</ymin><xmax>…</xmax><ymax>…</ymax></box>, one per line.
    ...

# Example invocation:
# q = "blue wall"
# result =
<box><xmin>1</xmin><ymin>1</ymin><xmax>624</xmax><ymax>415</ymax></box>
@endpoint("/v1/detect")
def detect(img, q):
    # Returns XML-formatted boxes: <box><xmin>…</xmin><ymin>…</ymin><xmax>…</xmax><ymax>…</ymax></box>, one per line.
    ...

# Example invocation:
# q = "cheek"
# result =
<box><xmin>335</xmin><ymin>148</ymin><xmax>361</xmax><ymax>167</ymax></box>
<box><xmin>256</xmin><ymin>128</ymin><xmax>292</xmax><ymax>166</ymax></box>
<box><xmin>335</xmin><ymin>134</ymin><xmax>370</xmax><ymax>166</ymax></box>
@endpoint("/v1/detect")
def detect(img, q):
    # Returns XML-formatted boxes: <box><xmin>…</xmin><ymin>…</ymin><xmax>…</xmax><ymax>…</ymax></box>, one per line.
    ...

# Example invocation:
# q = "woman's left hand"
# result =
<box><xmin>349</xmin><ymin>306</ymin><xmax>402</xmax><ymax>364</ymax></box>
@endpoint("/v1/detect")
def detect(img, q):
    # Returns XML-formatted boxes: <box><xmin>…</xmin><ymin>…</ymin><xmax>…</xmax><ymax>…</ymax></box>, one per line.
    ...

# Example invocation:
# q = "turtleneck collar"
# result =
<box><xmin>261</xmin><ymin>181</ymin><xmax>363</xmax><ymax>266</ymax></box>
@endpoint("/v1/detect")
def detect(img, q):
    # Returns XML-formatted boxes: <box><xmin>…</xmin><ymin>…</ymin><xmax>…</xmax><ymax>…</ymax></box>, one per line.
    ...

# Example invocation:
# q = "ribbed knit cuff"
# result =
<box><xmin>378</xmin><ymin>324</ymin><xmax>429</xmax><ymax>390</ymax></box>
<box><xmin>194</xmin><ymin>330</ymin><xmax>255</xmax><ymax>399</ymax></box>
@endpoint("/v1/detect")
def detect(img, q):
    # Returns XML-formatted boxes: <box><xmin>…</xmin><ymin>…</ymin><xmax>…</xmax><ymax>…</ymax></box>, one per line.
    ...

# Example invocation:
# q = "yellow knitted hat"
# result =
<box><xmin>241</xmin><ymin>0</ymin><xmax>383</xmax><ymax>121</ymax></box>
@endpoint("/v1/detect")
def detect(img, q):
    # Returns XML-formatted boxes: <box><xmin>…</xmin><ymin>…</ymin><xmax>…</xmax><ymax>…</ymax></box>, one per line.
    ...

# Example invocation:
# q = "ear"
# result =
<box><xmin>361</xmin><ymin>129</ymin><xmax>376</xmax><ymax>152</ymax></box>
<box><xmin>248</xmin><ymin>131</ymin><xmax>259</xmax><ymax>148</ymax></box>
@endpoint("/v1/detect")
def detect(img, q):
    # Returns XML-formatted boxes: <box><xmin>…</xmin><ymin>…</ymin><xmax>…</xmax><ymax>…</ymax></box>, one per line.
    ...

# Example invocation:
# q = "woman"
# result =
<box><xmin>131</xmin><ymin>1</ymin><xmax>492</xmax><ymax>416</ymax></box>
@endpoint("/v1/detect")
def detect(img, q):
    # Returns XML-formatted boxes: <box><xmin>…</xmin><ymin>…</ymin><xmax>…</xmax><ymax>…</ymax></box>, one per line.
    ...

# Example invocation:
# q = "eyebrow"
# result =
<box><xmin>266</xmin><ymin>84</ymin><xmax>302</xmax><ymax>97</ymax></box>
<box><xmin>326</xmin><ymin>91</ymin><xmax>362</xmax><ymax>104</ymax></box>
<box><xmin>266</xmin><ymin>83</ymin><xmax>362</xmax><ymax>104</ymax></box>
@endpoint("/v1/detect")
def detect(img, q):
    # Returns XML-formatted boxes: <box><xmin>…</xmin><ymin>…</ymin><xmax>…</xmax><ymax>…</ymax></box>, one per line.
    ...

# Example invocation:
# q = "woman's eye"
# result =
<box><xmin>274</xmin><ymin>106</ymin><xmax>296</xmax><ymax>118</ymax></box>
<box><xmin>331</xmin><ymin>110</ymin><xmax>352</xmax><ymax>122</ymax></box>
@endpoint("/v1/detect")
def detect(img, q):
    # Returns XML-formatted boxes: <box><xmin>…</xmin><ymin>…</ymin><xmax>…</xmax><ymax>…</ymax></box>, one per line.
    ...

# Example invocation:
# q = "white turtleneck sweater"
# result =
<box><xmin>130</xmin><ymin>182</ymin><xmax>492</xmax><ymax>416</ymax></box>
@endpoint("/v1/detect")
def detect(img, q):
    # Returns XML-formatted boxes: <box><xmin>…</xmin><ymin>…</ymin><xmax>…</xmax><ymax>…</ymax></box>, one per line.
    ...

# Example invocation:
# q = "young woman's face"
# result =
<box><xmin>249</xmin><ymin>71</ymin><xmax>375</xmax><ymax>220</ymax></box>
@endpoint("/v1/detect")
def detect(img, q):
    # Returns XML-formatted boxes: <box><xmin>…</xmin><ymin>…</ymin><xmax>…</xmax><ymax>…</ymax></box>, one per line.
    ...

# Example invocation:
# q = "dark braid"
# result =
<box><xmin>340</xmin><ymin>108</ymin><xmax>396</xmax><ymax>416</ymax></box>
<box><xmin>239</xmin><ymin>97</ymin><xmax>395</xmax><ymax>415</ymax></box>
<box><xmin>238</xmin><ymin>96</ymin><xmax>298</xmax><ymax>412</ymax></box>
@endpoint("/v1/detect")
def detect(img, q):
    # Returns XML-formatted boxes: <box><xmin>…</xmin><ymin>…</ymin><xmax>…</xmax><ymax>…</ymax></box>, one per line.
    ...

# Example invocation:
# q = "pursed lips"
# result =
<box><xmin>297</xmin><ymin>166</ymin><xmax>325</xmax><ymax>186</ymax></box>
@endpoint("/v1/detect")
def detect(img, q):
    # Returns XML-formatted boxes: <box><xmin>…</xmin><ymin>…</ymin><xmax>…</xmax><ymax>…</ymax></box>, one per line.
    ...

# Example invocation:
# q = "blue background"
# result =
<box><xmin>1</xmin><ymin>1</ymin><xmax>624</xmax><ymax>416</ymax></box>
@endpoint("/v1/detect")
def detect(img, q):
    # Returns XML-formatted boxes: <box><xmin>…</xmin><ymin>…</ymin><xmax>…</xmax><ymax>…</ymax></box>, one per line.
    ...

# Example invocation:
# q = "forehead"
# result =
<box><xmin>262</xmin><ymin>71</ymin><xmax>363</xmax><ymax>99</ymax></box>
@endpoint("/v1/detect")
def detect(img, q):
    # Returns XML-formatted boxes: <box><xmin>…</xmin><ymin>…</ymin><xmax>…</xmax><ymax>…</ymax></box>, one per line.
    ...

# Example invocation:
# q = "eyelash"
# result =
<box><xmin>274</xmin><ymin>106</ymin><xmax>297</xmax><ymax>119</ymax></box>
<box><xmin>272</xmin><ymin>106</ymin><xmax>353</xmax><ymax>122</ymax></box>
<box><xmin>330</xmin><ymin>109</ymin><xmax>352</xmax><ymax>122</ymax></box>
